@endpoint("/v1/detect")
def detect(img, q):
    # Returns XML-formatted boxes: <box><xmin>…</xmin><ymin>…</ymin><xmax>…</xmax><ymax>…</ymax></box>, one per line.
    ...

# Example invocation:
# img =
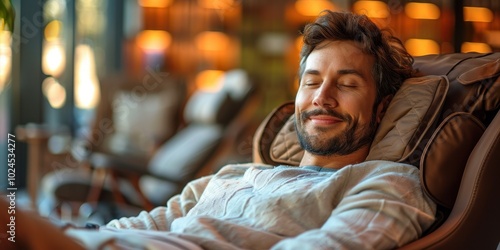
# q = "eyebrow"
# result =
<box><xmin>303</xmin><ymin>69</ymin><xmax>321</xmax><ymax>76</ymax></box>
<box><xmin>303</xmin><ymin>69</ymin><xmax>367</xmax><ymax>80</ymax></box>
<box><xmin>337</xmin><ymin>69</ymin><xmax>365</xmax><ymax>78</ymax></box>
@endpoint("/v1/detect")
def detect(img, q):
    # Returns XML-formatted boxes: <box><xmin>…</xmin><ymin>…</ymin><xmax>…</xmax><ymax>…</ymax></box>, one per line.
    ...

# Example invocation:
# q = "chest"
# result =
<box><xmin>187</xmin><ymin>168</ymin><xmax>346</xmax><ymax>230</ymax></box>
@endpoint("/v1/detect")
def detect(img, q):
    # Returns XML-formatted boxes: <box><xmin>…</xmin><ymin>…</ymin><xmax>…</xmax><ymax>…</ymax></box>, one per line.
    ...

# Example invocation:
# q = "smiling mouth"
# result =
<box><xmin>309</xmin><ymin>115</ymin><xmax>343</xmax><ymax>126</ymax></box>
<box><xmin>301</xmin><ymin>109</ymin><xmax>348</xmax><ymax>128</ymax></box>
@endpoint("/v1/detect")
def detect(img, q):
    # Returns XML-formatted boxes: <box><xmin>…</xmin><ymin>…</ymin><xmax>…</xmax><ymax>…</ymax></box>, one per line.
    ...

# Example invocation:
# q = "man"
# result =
<box><xmin>2</xmin><ymin>11</ymin><xmax>435</xmax><ymax>249</ymax></box>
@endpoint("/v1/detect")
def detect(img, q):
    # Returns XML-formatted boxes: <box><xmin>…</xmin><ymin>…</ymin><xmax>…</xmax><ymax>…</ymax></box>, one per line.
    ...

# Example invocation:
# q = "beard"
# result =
<box><xmin>295</xmin><ymin>107</ymin><xmax>378</xmax><ymax>156</ymax></box>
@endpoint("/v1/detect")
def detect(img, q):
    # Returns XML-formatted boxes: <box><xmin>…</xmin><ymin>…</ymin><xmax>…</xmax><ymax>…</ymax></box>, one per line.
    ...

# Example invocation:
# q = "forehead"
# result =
<box><xmin>304</xmin><ymin>40</ymin><xmax>375</xmax><ymax>75</ymax></box>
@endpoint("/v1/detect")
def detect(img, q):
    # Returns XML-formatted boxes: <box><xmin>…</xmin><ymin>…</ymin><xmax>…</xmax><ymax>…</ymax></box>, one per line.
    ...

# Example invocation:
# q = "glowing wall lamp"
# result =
<box><xmin>42</xmin><ymin>20</ymin><xmax>66</xmax><ymax>77</ymax></box>
<box><xmin>74</xmin><ymin>44</ymin><xmax>100</xmax><ymax>109</ymax></box>
<box><xmin>0</xmin><ymin>31</ymin><xmax>11</xmax><ymax>93</ymax></box>
<box><xmin>464</xmin><ymin>7</ymin><xmax>493</xmax><ymax>22</ymax></box>
<box><xmin>405</xmin><ymin>2</ymin><xmax>440</xmax><ymax>20</ymax></box>
<box><xmin>194</xmin><ymin>31</ymin><xmax>238</xmax><ymax>69</ymax></box>
<box><xmin>137</xmin><ymin>30</ymin><xmax>172</xmax><ymax>68</ymax></box>
<box><xmin>461</xmin><ymin>42</ymin><xmax>492</xmax><ymax>53</ymax></box>
<box><xmin>294</xmin><ymin>0</ymin><xmax>337</xmax><ymax>17</ymax></box>
<box><xmin>42</xmin><ymin>41</ymin><xmax>66</xmax><ymax>77</ymax></box>
<box><xmin>42</xmin><ymin>77</ymin><xmax>66</xmax><ymax>109</ymax></box>
<box><xmin>195</xmin><ymin>70</ymin><xmax>225</xmax><ymax>92</ymax></box>
<box><xmin>405</xmin><ymin>39</ymin><xmax>440</xmax><ymax>56</ymax></box>
<box><xmin>352</xmin><ymin>1</ymin><xmax>389</xmax><ymax>19</ymax></box>
<box><xmin>195</xmin><ymin>31</ymin><xmax>230</xmax><ymax>51</ymax></box>
<box><xmin>198</xmin><ymin>0</ymin><xmax>236</xmax><ymax>10</ymax></box>
<box><xmin>136</xmin><ymin>30</ymin><xmax>172</xmax><ymax>52</ymax></box>
<box><xmin>139</xmin><ymin>0</ymin><xmax>173</xmax><ymax>8</ymax></box>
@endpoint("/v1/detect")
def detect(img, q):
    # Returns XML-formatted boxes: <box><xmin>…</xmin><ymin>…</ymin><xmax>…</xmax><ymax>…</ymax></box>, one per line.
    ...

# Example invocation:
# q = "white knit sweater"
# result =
<box><xmin>89</xmin><ymin>160</ymin><xmax>436</xmax><ymax>250</ymax></box>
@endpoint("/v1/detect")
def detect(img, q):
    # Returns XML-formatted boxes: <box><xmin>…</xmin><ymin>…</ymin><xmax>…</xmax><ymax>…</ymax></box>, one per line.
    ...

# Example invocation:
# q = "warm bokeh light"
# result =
<box><xmin>74</xmin><ymin>44</ymin><xmax>100</xmax><ymax>109</ymax></box>
<box><xmin>405</xmin><ymin>2</ymin><xmax>440</xmax><ymax>20</ymax></box>
<box><xmin>352</xmin><ymin>1</ymin><xmax>389</xmax><ymax>19</ymax></box>
<box><xmin>42</xmin><ymin>77</ymin><xmax>66</xmax><ymax>109</ymax></box>
<box><xmin>138</xmin><ymin>0</ymin><xmax>173</xmax><ymax>8</ymax></box>
<box><xmin>42</xmin><ymin>40</ymin><xmax>66</xmax><ymax>77</ymax></box>
<box><xmin>44</xmin><ymin>20</ymin><xmax>63</xmax><ymax>41</ymax></box>
<box><xmin>463</xmin><ymin>7</ymin><xmax>494</xmax><ymax>22</ymax></box>
<box><xmin>195</xmin><ymin>31</ymin><xmax>231</xmax><ymax>51</ymax></box>
<box><xmin>136</xmin><ymin>30</ymin><xmax>172</xmax><ymax>53</ymax></box>
<box><xmin>76</xmin><ymin>0</ymin><xmax>105</xmax><ymax>35</ymax></box>
<box><xmin>0</xmin><ymin>31</ymin><xmax>11</xmax><ymax>93</ymax></box>
<box><xmin>294</xmin><ymin>0</ymin><xmax>337</xmax><ymax>17</ymax></box>
<box><xmin>405</xmin><ymin>39</ymin><xmax>440</xmax><ymax>56</ymax></box>
<box><xmin>461</xmin><ymin>42</ymin><xmax>492</xmax><ymax>53</ymax></box>
<box><xmin>198</xmin><ymin>0</ymin><xmax>236</xmax><ymax>10</ymax></box>
<box><xmin>195</xmin><ymin>70</ymin><xmax>225</xmax><ymax>92</ymax></box>
<box><xmin>44</xmin><ymin>0</ymin><xmax>66</xmax><ymax>20</ymax></box>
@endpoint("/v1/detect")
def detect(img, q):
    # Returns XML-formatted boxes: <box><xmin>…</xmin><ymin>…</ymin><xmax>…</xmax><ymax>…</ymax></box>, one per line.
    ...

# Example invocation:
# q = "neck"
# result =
<box><xmin>299</xmin><ymin>145</ymin><xmax>370</xmax><ymax>169</ymax></box>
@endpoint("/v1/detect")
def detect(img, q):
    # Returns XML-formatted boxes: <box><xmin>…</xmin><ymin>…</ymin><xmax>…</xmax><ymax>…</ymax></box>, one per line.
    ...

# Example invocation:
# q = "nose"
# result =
<box><xmin>312</xmin><ymin>83</ymin><xmax>338</xmax><ymax>108</ymax></box>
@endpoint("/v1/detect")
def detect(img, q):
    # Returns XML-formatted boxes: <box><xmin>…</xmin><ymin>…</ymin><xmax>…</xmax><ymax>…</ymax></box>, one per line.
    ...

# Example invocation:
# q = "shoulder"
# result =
<box><xmin>347</xmin><ymin>160</ymin><xmax>419</xmax><ymax>178</ymax></box>
<box><xmin>341</xmin><ymin>160</ymin><xmax>422</xmax><ymax>192</ymax></box>
<box><xmin>342</xmin><ymin>160</ymin><xmax>436</xmax><ymax>218</ymax></box>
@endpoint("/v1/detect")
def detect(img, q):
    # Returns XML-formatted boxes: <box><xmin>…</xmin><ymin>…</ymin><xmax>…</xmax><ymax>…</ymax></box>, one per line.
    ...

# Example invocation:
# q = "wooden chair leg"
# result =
<box><xmin>128</xmin><ymin>174</ymin><xmax>154</xmax><ymax>211</ymax></box>
<box><xmin>108</xmin><ymin>170</ymin><xmax>127</xmax><ymax>205</ymax></box>
<box><xmin>86</xmin><ymin>168</ymin><xmax>107</xmax><ymax>204</ymax></box>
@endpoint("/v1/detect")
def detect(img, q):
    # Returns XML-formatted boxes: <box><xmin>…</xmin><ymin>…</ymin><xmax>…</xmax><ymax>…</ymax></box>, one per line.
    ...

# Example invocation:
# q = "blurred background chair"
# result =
<box><xmin>17</xmin><ymin>71</ymin><xmax>186</xmax><ymax>212</ymax></box>
<box><xmin>40</xmin><ymin>69</ymin><xmax>259</xmax><ymax>223</ymax></box>
<box><xmin>35</xmin><ymin>71</ymin><xmax>186</xmax><ymax>221</ymax></box>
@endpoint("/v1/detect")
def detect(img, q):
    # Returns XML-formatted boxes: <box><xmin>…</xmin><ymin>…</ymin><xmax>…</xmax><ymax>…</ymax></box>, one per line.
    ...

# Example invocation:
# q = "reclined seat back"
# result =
<box><xmin>252</xmin><ymin>53</ymin><xmax>500</xmax><ymax>249</ymax></box>
<box><xmin>401</xmin><ymin>53</ymin><xmax>500</xmax><ymax>249</ymax></box>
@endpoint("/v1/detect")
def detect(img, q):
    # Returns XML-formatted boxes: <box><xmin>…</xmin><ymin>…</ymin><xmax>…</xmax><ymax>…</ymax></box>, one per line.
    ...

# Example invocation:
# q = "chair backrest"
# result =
<box><xmin>141</xmin><ymin>69</ymin><xmax>258</xmax><ymax>205</ymax></box>
<box><xmin>252</xmin><ymin>53</ymin><xmax>500</xmax><ymax>249</ymax></box>
<box><xmin>89</xmin><ymin>72</ymin><xmax>186</xmax><ymax>157</ymax></box>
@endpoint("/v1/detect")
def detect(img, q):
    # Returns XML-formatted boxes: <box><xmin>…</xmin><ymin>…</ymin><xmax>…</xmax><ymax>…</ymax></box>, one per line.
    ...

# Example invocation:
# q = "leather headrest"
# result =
<box><xmin>254</xmin><ymin>75</ymin><xmax>448</xmax><ymax>166</ymax></box>
<box><xmin>414</xmin><ymin>53</ymin><xmax>500</xmax><ymax>209</ymax></box>
<box><xmin>366</xmin><ymin>75</ymin><xmax>448</xmax><ymax>162</ymax></box>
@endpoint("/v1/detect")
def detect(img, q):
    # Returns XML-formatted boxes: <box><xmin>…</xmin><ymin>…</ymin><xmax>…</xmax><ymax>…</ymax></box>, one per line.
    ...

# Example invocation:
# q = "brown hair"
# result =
<box><xmin>299</xmin><ymin>10</ymin><xmax>414</xmax><ymax>104</ymax></box>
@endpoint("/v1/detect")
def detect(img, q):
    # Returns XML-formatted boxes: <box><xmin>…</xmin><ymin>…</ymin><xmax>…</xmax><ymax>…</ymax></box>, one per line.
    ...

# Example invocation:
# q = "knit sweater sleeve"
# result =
<box><xmin>272</xmin><ymin>162</ymin><xmax>436</xmax><ymax>250</ymax></box>
<box><xmin>105</xmin><ymin>175</ymin><xmax>212</xmax><ymax>231</ymax></box>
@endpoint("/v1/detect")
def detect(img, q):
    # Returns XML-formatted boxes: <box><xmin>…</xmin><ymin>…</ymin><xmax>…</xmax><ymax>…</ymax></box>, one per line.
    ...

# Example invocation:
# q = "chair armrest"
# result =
<box><xmin>90</xmin><ymin>152</ymin><xmax>149</xmax><ymax>174</ymax></box>
<box><xmin>89</xmin><ymin>152</ymin><xmax>183</xmax><ymax>184</ymax></box>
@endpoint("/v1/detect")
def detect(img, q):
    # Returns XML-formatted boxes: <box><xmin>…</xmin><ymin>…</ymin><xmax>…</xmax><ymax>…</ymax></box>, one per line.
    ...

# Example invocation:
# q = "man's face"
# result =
<box><xmin>295</xmin><ymin>40</ymin><xmax>381</xmax><ymax>156</ymax></box>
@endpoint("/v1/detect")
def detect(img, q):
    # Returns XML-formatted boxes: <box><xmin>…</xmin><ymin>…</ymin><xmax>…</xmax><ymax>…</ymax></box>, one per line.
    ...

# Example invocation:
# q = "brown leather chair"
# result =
<box><xmin>253</xmin><ymin>53</ymin><xmax>500</xmax><ymax>249</ymax></box>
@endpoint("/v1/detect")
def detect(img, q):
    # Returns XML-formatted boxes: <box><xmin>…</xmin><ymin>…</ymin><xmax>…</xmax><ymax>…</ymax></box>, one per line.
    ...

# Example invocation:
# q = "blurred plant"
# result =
<box><xmin>0</xmin><ymin>0</ymin><xmax>14</xmax><ymax>32</ymax></box>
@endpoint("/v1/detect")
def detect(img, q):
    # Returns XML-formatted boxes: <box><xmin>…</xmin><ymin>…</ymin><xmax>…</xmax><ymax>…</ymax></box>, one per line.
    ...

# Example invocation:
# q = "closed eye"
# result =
<box><xmin>338</xmin><ymin>83</ymin><xmax>358</xmax><ymax>89</ymax></box>
<box><xmin>304</xmin><ymin>81</ymin><xmax>320</xmax><ymax>86</ymax></box>
<box><xmin>301</xmin><ymin>77</ymin><xmax>322</xmax><ymax>87</ymax></box>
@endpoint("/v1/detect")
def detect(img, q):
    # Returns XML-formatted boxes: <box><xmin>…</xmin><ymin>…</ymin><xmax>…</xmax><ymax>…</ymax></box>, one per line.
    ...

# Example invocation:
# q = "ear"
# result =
<box><xmin>375</xmin><ymin>95</ymin><xmax>392</xmax><ymax>124</ymax></box>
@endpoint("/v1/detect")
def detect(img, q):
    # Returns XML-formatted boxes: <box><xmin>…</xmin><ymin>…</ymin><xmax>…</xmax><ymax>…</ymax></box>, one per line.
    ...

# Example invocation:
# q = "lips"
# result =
<box><xmin>309</xmin><ymin>114</ymin><xmax>343</xmax><ymax>125</ymax></box>
<box><xmin>301</xmin><ymin>109</ymin><xmax>347</xmax><ymax>126</ymax></box>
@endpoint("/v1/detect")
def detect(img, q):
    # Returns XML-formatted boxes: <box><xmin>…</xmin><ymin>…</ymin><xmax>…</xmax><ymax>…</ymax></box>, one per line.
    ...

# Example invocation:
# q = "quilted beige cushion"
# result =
<box><xmin>270</xmin><ymin>115</ymin><xmax>304</xmax><ymax>165</ymax></box>
<box><xmin>268</xmin><ymin>75</ymin><xmax>448</xmax><ymax>165</ymax></box>
<box><xmin>366</xmin><ymin>75</ymin><xmax>448</xmax><ymax>162</ymax></box>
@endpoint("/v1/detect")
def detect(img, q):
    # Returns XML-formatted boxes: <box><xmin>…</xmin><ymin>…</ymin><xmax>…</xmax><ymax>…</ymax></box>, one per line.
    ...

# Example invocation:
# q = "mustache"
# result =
<box><xmin>301</xmin><ymin>109</ymin><xmax>351</xmax><ymax>122</ymax></box>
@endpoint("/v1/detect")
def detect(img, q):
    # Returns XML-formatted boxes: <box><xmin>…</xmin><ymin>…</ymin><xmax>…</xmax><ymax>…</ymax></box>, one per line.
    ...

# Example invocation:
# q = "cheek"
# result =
<box><xmin>295</xmin><ymin>89</ymin><xmax>310</xmax><ymax>109</ymax></box>
<box><xmin>340</xmin><ymin>95</ymin><xmax>375</xmax><ymax>122</ymax></box>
